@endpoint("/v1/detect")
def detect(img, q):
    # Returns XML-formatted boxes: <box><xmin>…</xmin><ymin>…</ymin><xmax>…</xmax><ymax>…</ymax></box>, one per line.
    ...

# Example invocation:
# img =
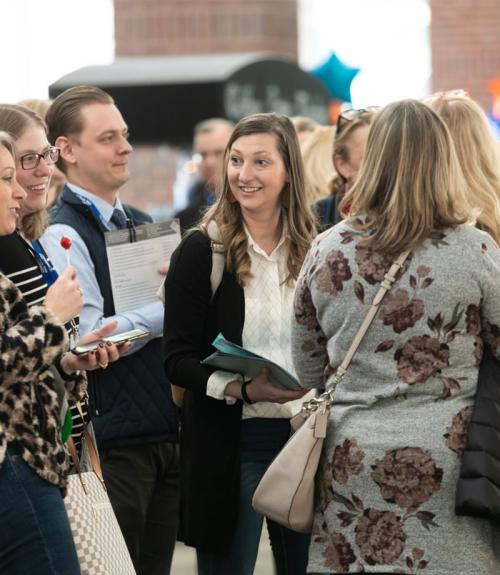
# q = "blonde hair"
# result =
<box><xmin>17</xmin><ymin>98</ymin><xmax>52</xmax><ymax>119</ymax></box>
<box><xmin>426</xmin><ymin>94</ymin><xmax>500</xmax><ymax>243</ymax></box>
<box><xmin>302</xmin><ymin>126</ymin><xmax>336</xmax><ymax>203</ymax></box>
<box><xmin>341</xmin><ymin>99</ymin><xmax>471</xmax><ymax>256</ymax></box>
<box><xmin>201</xmin><ymin>113</ymin><xmax>316</xmax><ymax>286</ymax></box>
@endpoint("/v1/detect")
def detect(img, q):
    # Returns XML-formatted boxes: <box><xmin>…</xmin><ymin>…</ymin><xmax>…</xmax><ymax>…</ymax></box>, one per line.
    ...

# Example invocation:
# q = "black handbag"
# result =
<box><xmin>455</xmin><ymin>346</ymin><xmax>500</xmax><ymax>522</ymax></box>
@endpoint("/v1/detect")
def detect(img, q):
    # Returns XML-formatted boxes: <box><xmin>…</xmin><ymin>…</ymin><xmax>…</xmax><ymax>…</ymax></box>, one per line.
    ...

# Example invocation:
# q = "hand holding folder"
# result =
<box><xmin>201</xmin><ymin>333</ymin><xmax>302</xmax><ymax>391</ymax></box>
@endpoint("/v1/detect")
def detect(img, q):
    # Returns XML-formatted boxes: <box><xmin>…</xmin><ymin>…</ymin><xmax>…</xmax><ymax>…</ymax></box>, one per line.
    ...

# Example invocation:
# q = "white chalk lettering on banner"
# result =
<box><xmin>224</xmin><ymin>83</ymin><xmax>262</xmax><ymax>118</ymax></box>
<box><xmin>224</xmin><ymin>82</ymin><xmax>329</xmax><ymax>124</ymax></box>
<box><xmin>265</xmin><ymin>85</ymin><xmax>293</xmax><ymax>116</ymax></box>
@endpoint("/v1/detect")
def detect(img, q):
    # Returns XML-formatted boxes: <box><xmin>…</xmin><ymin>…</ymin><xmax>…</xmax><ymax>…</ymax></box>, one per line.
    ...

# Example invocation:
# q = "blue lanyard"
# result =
<box><xmin>31</xmin><ymin>238</ymin><xmax>80</xmax><ymax>345</ymax></box>
<box><xmin>73</xmin><ymin>191</ymin><xmax>137</xmax><ymax>241</ymax></box>
<box><xmin>72</xmin><ymin>192</ymin><xmax>113</xmax><ymax>231</ymax></box>
<box><xmin>30</xmin><ymin>240</ymin><xmax>59</xmax><ymax>286</ymax></box>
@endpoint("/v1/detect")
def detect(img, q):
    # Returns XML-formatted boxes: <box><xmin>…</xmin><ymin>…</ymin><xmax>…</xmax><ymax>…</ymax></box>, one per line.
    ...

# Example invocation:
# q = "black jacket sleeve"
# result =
<box><xmin>163</xmin><ymin>231</ymin><xmax>217</xmax><ymax>394</ymax></box>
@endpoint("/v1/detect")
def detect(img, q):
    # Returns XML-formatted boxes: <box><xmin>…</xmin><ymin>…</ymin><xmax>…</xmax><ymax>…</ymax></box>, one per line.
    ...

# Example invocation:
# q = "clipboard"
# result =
<box><xmin>105</xmin><ymin>218</ymin><xmax>181</xmax><ymax>313</ymax></box>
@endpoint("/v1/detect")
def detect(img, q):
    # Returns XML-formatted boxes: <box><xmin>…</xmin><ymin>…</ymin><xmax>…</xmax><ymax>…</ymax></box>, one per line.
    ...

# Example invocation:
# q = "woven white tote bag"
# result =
<box><xmin>65</xmin><ymin>404</ymin><xmax>136</xmax><ymax>575</ymax></box>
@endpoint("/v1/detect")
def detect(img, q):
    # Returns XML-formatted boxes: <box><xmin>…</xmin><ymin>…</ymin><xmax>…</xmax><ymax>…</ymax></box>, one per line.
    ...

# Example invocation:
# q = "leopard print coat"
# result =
<box><xmin>0</xmin><ymin>273</ymin><xmax>86</xmax><ymax>492</ymax></box>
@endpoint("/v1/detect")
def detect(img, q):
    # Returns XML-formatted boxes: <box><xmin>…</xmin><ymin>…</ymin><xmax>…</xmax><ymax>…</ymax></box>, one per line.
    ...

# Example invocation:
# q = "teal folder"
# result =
<box><xmin>201</xmin><ymin>333</ymin><xmax>302</xmax><ymax>391</ymax></box>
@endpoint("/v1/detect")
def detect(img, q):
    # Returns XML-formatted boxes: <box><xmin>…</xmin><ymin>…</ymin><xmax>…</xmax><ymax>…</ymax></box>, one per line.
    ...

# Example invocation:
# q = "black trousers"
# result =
<box><xmin>100</xmin><ymin>441</ymin><xmax>180</xmax><ymax>575</ymax></box>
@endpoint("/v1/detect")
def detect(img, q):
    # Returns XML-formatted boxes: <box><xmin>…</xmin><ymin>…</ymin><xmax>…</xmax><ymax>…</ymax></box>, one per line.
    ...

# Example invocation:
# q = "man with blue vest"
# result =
<box><xmin>42</xmin><ymin>86</ymin><xmax>179</xmax><ymax>575</ymax></box>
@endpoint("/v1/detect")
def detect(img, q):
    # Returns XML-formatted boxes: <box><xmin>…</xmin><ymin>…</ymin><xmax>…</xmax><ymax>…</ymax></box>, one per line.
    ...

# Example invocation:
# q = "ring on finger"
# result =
<box><xmin>98</xmin><ymin>362</ymin><xmax>108</xmax><ymax>369</ymax></box>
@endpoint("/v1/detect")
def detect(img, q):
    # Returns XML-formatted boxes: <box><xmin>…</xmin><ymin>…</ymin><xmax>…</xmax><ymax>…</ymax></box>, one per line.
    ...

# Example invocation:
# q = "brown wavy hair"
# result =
<box><xmin>201</xmin><ymin>113</ymin><xmax>316</xmax><ymax>286</ymax></box>
<box><xmin>426</xmin><ymin>93</ymin><xmax>500</xmax><ymax>244</ymax></box>
<box><xmin>0</xmin><ymin>104</ymin><xmax>48</xmax><ymax>240</ymax></box>
<box><xmin>341</xmin><ymin>99</ymin><xmax>471</xmax><ymax>255</ymax></box>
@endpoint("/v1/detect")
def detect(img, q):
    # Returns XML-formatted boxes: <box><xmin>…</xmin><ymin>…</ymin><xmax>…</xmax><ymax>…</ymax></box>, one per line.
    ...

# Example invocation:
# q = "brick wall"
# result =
<box><xmin>114</xmin><ymin>0</ymin><xmax>298</xmax><ymax>60</ymax></box>
<box><xmin>114</xmin><ymin>0</ymin><xmax>298</xmax><ymax>217</ymax></box>
<box><xmin>119</xmin><ymin>144</ymin><xmax>181</xmax><ymax>220</ymax></box>
<box><xmin>430</xmin><ymin>0</ymin><xmax>500</xmax><ymax>111</ymax></box>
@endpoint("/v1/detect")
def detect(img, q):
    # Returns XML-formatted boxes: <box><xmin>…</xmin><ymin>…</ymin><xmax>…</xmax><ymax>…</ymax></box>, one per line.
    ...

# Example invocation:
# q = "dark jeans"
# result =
<box><xmin>100</xmin><ymin>441</ymin><xmax>179</xmax><ymax>575</ymax></box>
<box><xmin>197</xmin><ymin>418</ymin><xmax>310</xmax><ymax>575</ymax></box>
<box><xmin>0</xmin><ymin>445</ymin><xmax>80</xmax><ymax>575</ymax></box>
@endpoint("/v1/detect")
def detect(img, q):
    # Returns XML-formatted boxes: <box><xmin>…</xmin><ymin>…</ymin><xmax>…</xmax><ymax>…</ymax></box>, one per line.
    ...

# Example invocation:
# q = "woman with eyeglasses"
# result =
<box><xmin>0</xmin><ymin>105</ymin><xmax>125</xmax><ymax>574</ymax></box>
<box><xmin>314</xmin><ymin>108</ymin><xmax>377</xmax><ymax>231</ymax></box>
<box><xmin>18</xmin><ymin>98</ymin><xmax>67</xmax><ymax>208</ymax></box>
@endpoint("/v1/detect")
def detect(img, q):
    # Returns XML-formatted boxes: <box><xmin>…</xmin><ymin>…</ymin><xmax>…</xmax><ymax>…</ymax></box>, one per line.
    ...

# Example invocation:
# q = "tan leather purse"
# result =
<box><xmin>252</xmin><ymin>250</ymin><xmax>410</xmax><ymax>533</ymax></box>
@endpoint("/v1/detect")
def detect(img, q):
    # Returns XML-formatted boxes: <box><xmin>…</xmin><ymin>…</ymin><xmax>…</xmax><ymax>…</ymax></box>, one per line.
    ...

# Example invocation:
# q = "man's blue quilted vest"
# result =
<box><xmin>49</xmin><ymin>186</ymin><xmax>178</xmax><ymax>448</ymax></box>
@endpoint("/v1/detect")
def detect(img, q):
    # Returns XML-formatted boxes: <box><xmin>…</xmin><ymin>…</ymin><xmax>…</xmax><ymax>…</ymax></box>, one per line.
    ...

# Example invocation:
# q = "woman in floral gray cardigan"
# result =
<box><xmin>291</xmin><ymin>100</ymin><xmax>500</xmax><ymax>574</ymax></box>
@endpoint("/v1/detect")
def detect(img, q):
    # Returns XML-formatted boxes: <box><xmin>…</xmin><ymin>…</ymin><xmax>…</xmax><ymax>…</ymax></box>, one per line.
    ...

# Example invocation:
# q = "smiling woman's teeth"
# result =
<box><xmin>29</xmin><ymin>185</ymin><xmax>45</xmax><ymax>191</ymax></box>
<box><xmin>240</xmin><ymin>187</ymin><xmax>259</xmax><ymax>192</ymax></box>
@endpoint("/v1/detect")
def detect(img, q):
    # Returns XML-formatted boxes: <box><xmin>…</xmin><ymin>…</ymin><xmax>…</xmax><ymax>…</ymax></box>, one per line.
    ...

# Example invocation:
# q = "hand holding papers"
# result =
<box><xmin>105</xmin><ymin>219</ymin><xmax>181</xmax><ymax>313</ymax></box>
<box><xmin>201</xmin><ymin>333</ymin><xmax>302</xmax><ymax>391</ymax></box>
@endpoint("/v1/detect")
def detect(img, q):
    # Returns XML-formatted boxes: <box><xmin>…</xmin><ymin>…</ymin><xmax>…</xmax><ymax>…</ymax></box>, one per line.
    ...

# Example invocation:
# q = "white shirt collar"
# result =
<box><xmin>244</xmin><ymin>214</ymin><xmax>289</xmax><ymax>261</ymax></box>
<box><xmin>66</xmin><ymin>183</ymin><xmax>125</xmax><ymax>223</ymax></box>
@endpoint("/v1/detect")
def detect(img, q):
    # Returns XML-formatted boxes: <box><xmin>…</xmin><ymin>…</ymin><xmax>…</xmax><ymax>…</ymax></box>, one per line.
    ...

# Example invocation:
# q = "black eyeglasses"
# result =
<box><xmin>19</xmin><ymin>146</ymin><xmax>60</xmax><ymax>170</ymax></box>
<box><xmin>336</xmin><ymin>107</ymin><xmax>380</xmax><ymax>135</ymax></box>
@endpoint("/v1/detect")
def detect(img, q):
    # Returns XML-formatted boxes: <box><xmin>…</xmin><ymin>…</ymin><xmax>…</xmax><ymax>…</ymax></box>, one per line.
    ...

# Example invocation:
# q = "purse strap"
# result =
<box><xmin>302</xmin><ymin>249</ymin><xmax>410</xmax><ymax>414</ymax></box>
<box><xmin>336</xmin><ymin>250</ymin><xmax>410</xmax><ymax>378</ymax></box>
<box><xmin>66</xmin><ymin>401</ymin><xmax>105</xmax><ymax>487</ymax></box>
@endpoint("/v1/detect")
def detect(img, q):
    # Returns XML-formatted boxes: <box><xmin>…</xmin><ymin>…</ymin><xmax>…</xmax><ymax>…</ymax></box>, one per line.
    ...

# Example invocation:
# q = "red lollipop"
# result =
<box><xmin>60</xmin><ymin>236</ymin><xmax>72</xmax><ymax>250</ymax></box>
<box><xmin>60</xmin><ymin>235</ymin><xmax>72</xmax><ymax>267</ymax></box>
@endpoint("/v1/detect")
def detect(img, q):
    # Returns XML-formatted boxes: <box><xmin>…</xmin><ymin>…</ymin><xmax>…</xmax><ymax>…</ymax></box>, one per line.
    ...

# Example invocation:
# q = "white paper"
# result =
<box><xmin>105</xmin><ymin>219</ymin><xmax>180</xmax><ymax>313</ymax></box>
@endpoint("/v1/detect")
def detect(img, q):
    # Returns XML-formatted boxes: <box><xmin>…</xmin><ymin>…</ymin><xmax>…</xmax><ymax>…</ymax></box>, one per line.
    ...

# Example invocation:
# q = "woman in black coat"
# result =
<box><xmin>163</xmin><ymin>113</ymin><xmax>316</xmax><ymax>575</ymax></box>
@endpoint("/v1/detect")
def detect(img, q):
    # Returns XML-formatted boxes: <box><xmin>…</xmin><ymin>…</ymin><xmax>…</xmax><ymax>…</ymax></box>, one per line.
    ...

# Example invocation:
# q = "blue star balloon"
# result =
<box><xmin>488</xmin><ymin>116</ymin><xmax>500</xmax><ymax>140</ymax></box>
<box><xmin>310</xmin><ymin>52</ymin><xmax>360</xmax><ymax>103</ymax></box>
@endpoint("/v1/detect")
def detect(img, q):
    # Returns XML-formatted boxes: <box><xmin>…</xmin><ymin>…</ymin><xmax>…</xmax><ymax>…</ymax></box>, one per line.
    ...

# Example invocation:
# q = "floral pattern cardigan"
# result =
<box><xmin>0</xmin><ymin>273</ymin><xmax>86</xmax><ymax>492</ymax></box>
<box><xmin>291</xmin><ymin>220</ymin><xmax>500</xmax><ymax>574</ymax></box>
